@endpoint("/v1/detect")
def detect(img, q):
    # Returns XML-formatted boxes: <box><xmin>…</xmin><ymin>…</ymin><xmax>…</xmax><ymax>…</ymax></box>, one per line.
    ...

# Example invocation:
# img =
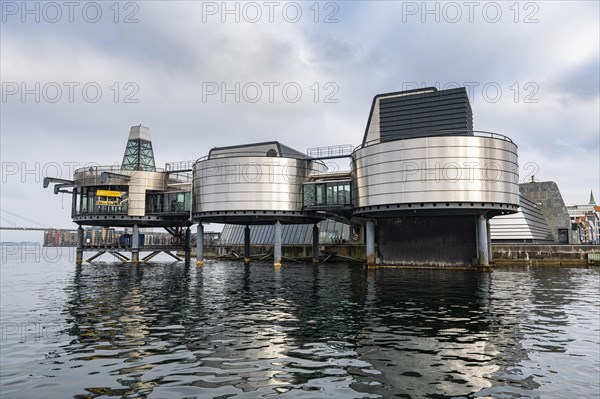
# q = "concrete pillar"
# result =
<box><xmin>486</xmin><ymin>218</ymin><xmax>492</xmax><ymax>263</ymax></box>
<box><xmin>132</xmin><ymin>224</ymin><xmax>139</xmax><ymax>265</ymax></box>
<box><xmin>76</xmin><ymin>225</ymin><xmax>83</xmax><ymax>265</ymax></box>
<box><xmin>244</xmin><ymin>225</ymin><xmax>251</xmax><ymax>263</ymax></box>
<box><xmin>196</xmin><ymin>223</ymin><xmax>204</xmax><ymax>266</ymax></box>
<box><xmin>366</xmin><ymin>220</ymin><xmax>375</xmax><ymax>266</ymax></box>
<box><xmin>274</xmin><ymin>219</ymin><xmax>282</xmax><ymax>267</ymax></box>
<box><xmin>312</xmin><ymin>223</ymin><xmax>320</xmax><ymax>263</ymax></box>
<box><xmin>477</xmin><ymin>215</ymin><xmax>489</xmax><ymax>267</ymax></box>
<box><xmin>184</xmin><ymin>227</ymin><xmax>191</xmax><ymax>265</ymax></box>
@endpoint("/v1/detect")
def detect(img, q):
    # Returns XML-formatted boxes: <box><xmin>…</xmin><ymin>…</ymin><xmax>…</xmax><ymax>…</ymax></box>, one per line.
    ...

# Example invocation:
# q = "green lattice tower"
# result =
<box><xmin>121</xmin><ymin>125</ymin><xmax>156</xmax><ymax>171</ymax></box>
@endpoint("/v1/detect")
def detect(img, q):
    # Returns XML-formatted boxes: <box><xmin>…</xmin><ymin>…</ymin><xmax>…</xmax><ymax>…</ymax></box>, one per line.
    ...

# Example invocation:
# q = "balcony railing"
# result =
<box><xmin>358</xmin><ymin>130</ymin><xmax>514</xmax><ymax>151</ymax></box>
<box><xmin>307</xmin><ymin>144</ymin><xmax>354</xmax><ymax>159</ymax></box>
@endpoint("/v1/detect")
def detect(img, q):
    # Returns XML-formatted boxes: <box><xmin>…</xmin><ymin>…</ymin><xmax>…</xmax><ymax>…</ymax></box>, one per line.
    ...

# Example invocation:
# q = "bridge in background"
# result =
<box><xmin>0</xmin><ymin>227</ymin><xmax>75</xmax><ymax>231</ymax></box>
<box><xmin>0</xmin><ymin>208</ymin><xmax>74</xmax><ymax>232</ymax></box>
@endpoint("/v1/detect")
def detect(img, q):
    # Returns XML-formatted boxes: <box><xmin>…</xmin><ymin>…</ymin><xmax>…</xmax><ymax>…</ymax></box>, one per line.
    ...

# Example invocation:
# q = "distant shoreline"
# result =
<box><xmin>1</xmin><ymin>241</ymin><xmax>43</xmax><ymax>246</ymax></box>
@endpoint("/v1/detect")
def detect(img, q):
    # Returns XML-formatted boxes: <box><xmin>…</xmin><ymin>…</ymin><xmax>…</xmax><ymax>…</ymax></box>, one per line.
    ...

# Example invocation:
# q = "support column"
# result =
<box><xmin>312</xmin><ymin>223</ymin><xmax>320</xmax><ymax>263</ymax></box>
<box><xmin>274</xmin><ymin>219</ymin><xmax>282</xmax><ymax>267</ymax></box>
<box><xmin>196</xmin><ymin>223</ymin><xmax>204</xmax><ymax>266</ymax></box>
<box><xmin>132</xmin><ymin>224</ymin><xmax>139</xmax><ymax>265</ymax></box>
<box><xmin>366</xmin><ymin>220</ymin><xmax>375</xmax><ymax>266</ymax></box>
<box><xmin>477</xmin><ymin>215</ymin><xmax>489</xmax><ymax>267</ymax></box>
<box><xmin>76</xmin><ymin>225</ymin><xmax>83</xmax><ymax>265</ymax></box>
<box><xmin>486</xmin><ymin>218</ymin><xmax>492</xmax><ymax>264</ymax></box>
<box><xmin>184</xmin><ymin>227</ymin><xmax>191</xmax><ymax>265</ymax></box>
<box><xmin>244</xmin><ymin>225</ymin><xmax>251</xmax><ymax>263</ymax></box>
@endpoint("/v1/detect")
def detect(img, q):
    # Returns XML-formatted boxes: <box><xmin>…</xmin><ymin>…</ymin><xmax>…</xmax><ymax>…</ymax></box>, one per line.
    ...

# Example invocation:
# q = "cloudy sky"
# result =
<box><xmin>1</xmin><ymin>0</ymin><xmax>598</xmax><ymax>242</ymax></box>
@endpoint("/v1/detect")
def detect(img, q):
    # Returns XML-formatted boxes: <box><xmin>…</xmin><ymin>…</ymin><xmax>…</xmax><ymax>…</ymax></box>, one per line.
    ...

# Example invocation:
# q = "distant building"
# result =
<box><xmin>567</xmin><ymin>190</ymin><xmax>600</xmax><ymax>244</ymax></box>
<box><xmin>43</xmin><ymin>227</ymin><xmax>220</xmax><ymax>247</ymax></box>
<box><xmin>44</xmin><ymin>229</ymin><xmax>78</xmax><ymax>246</ymax></box>
<box><xmin>491</xmin><ymin>181</ymin><xmax>573</xmax><ymax>244</ymax></box>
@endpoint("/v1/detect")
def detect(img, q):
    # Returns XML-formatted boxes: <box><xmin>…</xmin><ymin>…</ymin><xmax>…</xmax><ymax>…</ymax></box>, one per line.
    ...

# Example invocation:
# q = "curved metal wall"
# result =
<box><xmin>352</xmin><ymin>136</ymin><xmax>519</xmax><ymax>213</ymax></box>
<box><xmin>125</xmin><ymin>171</ymin><xmax>168</xmax><ymax>216</ymax></box>
<box><xmin>193</xmin><ymin>156</ymin><xmax>323</xmax><ymax>216</ymax></box>
<box><xmin>73</xmin><ymin>167</ymin><xmax>167</xmax><ymax>217</ymax></box>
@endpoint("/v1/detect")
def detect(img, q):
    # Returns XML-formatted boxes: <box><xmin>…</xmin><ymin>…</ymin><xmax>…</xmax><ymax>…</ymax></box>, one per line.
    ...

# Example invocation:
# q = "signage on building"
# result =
<box><xmin>96</xmin><ymin>190</ymin><xmax>122</xmax><ymax>197</ymax></box>
<box><xmin>96</xmin><ymin>199</ymin><xmax>121</xmax><ymax>206</ymax></box>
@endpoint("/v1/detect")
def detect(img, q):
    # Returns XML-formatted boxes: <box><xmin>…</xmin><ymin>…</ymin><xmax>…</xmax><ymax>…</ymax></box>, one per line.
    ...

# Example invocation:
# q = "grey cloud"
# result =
<box><xmin>1</xmin><ymin>1</ymin><xmax>598</xmax><ymax>242</ymax></box>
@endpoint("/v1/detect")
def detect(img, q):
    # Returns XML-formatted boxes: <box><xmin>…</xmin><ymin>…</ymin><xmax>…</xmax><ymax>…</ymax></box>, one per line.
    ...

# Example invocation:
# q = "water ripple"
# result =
<box><xmin>1</xmin><ymin>251</ymin><xmax>599</xmax><ymax>398</ymax></box>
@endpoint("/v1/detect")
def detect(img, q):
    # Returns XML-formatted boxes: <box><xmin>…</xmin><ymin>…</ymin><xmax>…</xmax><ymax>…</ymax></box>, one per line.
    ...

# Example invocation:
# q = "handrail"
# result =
<box><xmin>74</xmin><ymin>165</ymin><xmax>166</xmax><ymax>174</ymax></box>
<box><xmin>355</xmin><ymin>130</ymin><xmax>514</xmax><ymax>152</ymax></box>
<box><xmin>194</xmin><ymin>151</ymin><xmax>311</xmax><ymax>163</ymax></box>
<box><xmin>307</xmin><ymin>144</ymin><xmax>354</xmax><ymax>159</ymax></box>
<box><xmin>165</xmin><ymin>160</ymin><xmax>195</xmax><ymax>171</ymax></box>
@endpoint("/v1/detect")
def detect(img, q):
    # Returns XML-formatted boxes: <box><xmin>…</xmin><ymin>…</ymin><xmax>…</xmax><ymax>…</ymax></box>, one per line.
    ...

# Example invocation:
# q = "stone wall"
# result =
<box><xmin>198</xmin><ymin>243</ymin><xmax>600</xmax><ymax>268</ymax></box>
<box><xmin>519</xmin><ymin>181</ymin><xmax>573</xmax><ymax>243</ymax></box>
<box><xmin>493</xmin><ymin>244</ymin><xmax>599</xmax><ymax>266</ymax></box>
<box><xmin>198</xmin><ymin>244</ymin><xmax>367</xmax><ymax>261</ymax></box>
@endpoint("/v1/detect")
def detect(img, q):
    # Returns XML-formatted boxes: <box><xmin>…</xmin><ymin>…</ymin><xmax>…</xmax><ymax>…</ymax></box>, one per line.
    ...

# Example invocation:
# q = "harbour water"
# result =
<box><xmin>1</xmin><ymin>247</ymin><xmax>599</xmax><ymax>398</ymax></box>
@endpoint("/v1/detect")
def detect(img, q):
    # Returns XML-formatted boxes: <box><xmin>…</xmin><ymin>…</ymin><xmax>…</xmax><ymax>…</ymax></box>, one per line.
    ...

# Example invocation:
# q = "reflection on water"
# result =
<box><xmin>1</xmin><ymin>250</ymin><xmax>599</xmax><ymax>398</ymax></box>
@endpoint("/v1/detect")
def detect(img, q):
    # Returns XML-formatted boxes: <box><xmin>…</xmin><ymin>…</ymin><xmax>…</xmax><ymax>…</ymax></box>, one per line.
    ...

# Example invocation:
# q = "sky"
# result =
<box><xmin>1</xmin><ymin>0</ymin><xmax>599</xmax><ymax>243</ymax></box>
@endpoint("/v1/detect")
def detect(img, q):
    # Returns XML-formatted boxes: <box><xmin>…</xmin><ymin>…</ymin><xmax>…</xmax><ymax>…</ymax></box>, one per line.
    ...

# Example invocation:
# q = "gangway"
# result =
<box><xmin>307</xmin><ymin>144</ymin><xmax>353</xmax><ymax>160</ymax></box>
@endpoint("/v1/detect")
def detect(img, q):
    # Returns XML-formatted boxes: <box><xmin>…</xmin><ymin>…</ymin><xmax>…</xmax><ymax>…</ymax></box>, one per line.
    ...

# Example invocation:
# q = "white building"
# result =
<box><xmin>567</xmin><ymin>191</ymin><xmax>600</xmax><ymax>245</ymax></box>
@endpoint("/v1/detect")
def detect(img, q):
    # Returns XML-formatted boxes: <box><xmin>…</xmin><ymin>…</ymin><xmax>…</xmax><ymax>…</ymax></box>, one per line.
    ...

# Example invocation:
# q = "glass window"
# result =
<box><xmin>316</xmin><ymin>184</ymin><xmax>326</xmax><ymax>205</ymax></box>
<box><xmin>303</xmin><ymin>185</ymin><xmax>316</xmax><ymax>207</ymax></box>
<box><xmin>339</xmin><ymin>182</ymin><xmax>351</xmax><ymax>205</ymax></box>
<box><xmin>81</xmin><ymin>188</ymin><xmax>88</xmax><ymax>213</ymax></box>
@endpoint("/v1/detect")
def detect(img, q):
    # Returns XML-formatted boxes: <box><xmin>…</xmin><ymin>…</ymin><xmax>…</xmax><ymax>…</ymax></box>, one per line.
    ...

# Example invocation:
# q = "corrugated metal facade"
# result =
<box><xmin>378</xmin><ymin>87</ymin><xmax>473</xmax><ymax>141</ymax></box>
<box><xmin>220</xmin><ymin>220</ymin><xmax>352</xmax><ymax>245</ymax></box>
<box><xmin>491</xmin><ymin>194</ymin><xmax>554</xmax><ymax>242</ymax></box>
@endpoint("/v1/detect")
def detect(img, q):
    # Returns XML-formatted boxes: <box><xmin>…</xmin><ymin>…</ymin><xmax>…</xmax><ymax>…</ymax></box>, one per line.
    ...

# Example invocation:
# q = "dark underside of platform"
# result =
<box><xmin>377</xmin><ymin>216</ymin><xmax>477</xmax><ymax>268</ymax></box>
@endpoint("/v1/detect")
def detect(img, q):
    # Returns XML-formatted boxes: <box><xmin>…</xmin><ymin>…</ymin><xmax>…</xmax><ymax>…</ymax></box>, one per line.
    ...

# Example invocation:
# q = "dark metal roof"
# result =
<box><xmin>207</xmin><ymin>141</ymin><xmax>308</xmax><ymax>160</ymax></box>
<box><xmin>361</xmin><ymin>87</ymin><xmax>474</xmax><ymax>145</ymax></box>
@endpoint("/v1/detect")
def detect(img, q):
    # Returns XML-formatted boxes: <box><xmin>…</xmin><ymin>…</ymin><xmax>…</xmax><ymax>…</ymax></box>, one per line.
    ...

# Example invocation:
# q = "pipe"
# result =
<box><xmin>100</xmin><ymin>171</ymin><xmax>131</xmax><ymax>183</ymax></box>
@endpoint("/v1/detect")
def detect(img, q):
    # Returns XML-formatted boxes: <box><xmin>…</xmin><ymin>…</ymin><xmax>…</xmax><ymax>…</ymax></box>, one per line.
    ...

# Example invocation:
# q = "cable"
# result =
<box><xmin>0</xmin><ymin>215</ymin><xmax>19</xmax><ymax>227</ymax></box>
<box><xmin>0</xmin><ymin>209</ymin><xmax>51</xmax><ymax>228</ymax></box>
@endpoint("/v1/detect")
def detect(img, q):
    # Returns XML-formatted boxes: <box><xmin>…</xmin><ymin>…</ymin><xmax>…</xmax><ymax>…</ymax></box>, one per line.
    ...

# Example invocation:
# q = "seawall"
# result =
<box><xmin>492</xmin><ymin>244</ymin><xmax>600</xmax><ymax>266</ymax></box>
<box><xmin>203</xmin><ymin>244</ymin><xmax>600</xmax><ymax>267</ymax></box>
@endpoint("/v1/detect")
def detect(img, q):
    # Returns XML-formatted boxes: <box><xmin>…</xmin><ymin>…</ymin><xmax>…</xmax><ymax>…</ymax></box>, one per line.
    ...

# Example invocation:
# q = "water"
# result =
<box><xmin>1</xmin><ymin>247</ymin><xmax>599</xmax><ymax>398</ymax></box>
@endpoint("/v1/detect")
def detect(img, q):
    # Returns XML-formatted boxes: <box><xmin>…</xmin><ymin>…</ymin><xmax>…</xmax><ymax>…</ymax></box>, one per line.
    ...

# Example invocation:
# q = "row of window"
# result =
<box><xmin>76</xmin><ymin>186</ymin><xmax>128</xmax><ymax>215</ymax></box>
<box><xmin>76</xmin><ymin>181</ymin><xmax>351</xmax><ymax>216</ymax></box>
<box><xmin>74</xmin><ymin>187</ymin><xmax>190</xmax><ymax>215</ymax></box>
<box><xmin>303</xmin><ymin>181</ymin><xmax>352</xmax><ymax>207</ymax></box>
<box><xmin>146</xmin><ymin>192</ymin><xmax>191</xmax><ymax>213</ymax></box>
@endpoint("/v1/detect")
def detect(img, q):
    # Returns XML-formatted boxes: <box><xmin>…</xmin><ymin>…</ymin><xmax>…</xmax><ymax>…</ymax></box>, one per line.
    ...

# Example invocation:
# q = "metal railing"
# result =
<box><xmin>165</xmin><ymin>160</ymin><xmax>195</xmax><ymax>171</ymax></box>
<box><xmin>195</xmin><ymin>151</ymin><xmax>312</xmax><ymax>163</ymax></box>
<box><xmin>357</xmin><ymin>130</ymin><xmax>515</xmax><ymax>151</ymax></box>
<box><xmin>74</xmin><ymin>165</ymin><xmax>191</xmax><ymax>184</ymax></box>
<box><xmin>146</xmin><ymin>203</ymin><xmax>191</xmax><ymax>214</ymax></box>
<box><xmin>167</xmin><ymin>172</ymin><xmax>193</xmax><ymax>183</ymax></box>
<box><xmin>74</xmin><ymin>164</ymin><xmax>167</xmax><ymax>174</ymax></box>
<box><xmin>307</xmin><ymin>144</ymin><xmax>354</xmax><ymax>159</ymax></box>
